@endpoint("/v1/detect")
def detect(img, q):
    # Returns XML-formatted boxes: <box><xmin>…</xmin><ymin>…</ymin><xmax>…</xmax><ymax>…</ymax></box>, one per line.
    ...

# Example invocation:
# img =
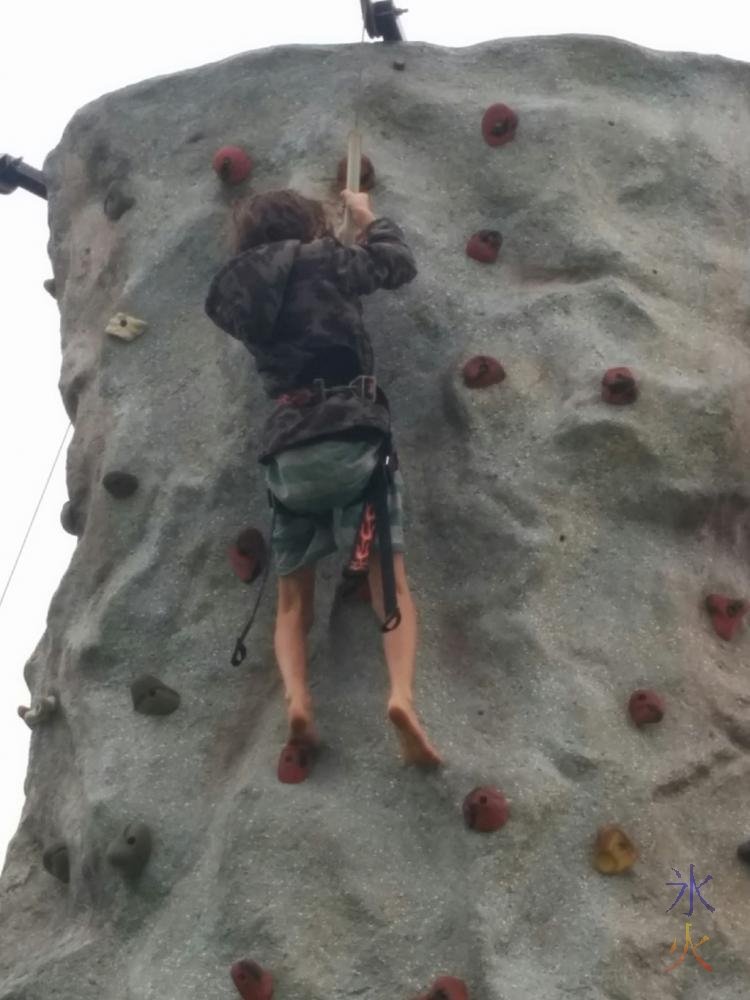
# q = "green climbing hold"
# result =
<box><xmin>130</xmin><ymin>675</ymin><xmax>180</xmax><ymax>716</ymax></box>
<box><xmin>106</xmin><ymin>821</ymin><xmax>152</xmax><ymax>877</ymax></box>
<box><xmin>103</xmin><ymin>182</ymin><xmax>135</xmax><ymax>221</ymax></box>
<box><xmin>102</xmin><ymin>470</ymin><xmax>139</xmax><ymax>499</ymax></box>
<box><xmin>42</xmin><ymin>842</ymin><xmax>70</xmax><ymax>883</ymax></box>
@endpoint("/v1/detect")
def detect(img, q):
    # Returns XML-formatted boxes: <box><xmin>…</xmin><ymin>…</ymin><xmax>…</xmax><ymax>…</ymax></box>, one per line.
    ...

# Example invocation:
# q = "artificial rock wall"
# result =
<box><xmin>2</xmin><ymin>35</ymin><xmax>750</xmax><ymax>1000</ymax></box>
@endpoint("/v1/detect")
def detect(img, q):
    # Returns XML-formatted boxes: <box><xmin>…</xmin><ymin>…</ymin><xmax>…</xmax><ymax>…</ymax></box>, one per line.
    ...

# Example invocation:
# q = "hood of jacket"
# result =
<box><xmin>204</xmin><ymin>240</ymin><xmax>301</xmax><ymax>346</ymax></box>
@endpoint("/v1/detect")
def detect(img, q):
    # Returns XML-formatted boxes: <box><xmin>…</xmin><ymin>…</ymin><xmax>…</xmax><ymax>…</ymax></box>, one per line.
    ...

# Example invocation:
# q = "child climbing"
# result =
<box><xmin>205</xmin><ymin>187</ymin><xmax>441</xmax><ymax>770</ymax></box>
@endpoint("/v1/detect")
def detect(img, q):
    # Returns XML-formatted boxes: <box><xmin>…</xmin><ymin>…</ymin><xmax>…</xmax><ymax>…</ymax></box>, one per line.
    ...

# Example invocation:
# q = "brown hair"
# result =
<box><xmin>230</xmin><ymin>189</ymin><xmax>333</xmax><ymax>253</ymax></box>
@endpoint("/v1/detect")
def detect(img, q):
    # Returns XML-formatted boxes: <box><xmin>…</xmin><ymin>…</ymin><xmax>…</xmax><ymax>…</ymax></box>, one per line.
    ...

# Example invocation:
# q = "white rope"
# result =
<box><xmin>0</xmin><ymin>421</ymin><xmax>72</xmax><ymax>616</ymax></box>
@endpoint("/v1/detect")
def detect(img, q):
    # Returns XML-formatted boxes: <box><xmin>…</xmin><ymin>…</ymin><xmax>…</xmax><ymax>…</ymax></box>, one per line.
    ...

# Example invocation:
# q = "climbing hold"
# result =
<box><xmin>103</xmin><ymin>182</ymin><xmax>135</xmax><ymax>221</ymax></box>
<box><xmin>130</xmin><ymin>675</ymin><xmax>180</xmax><ymax>716</ymax></box>
<box><xmin>628</xmin><ymin>689</ymin><xmax>665</xmax><ymax>726</ymax></box>
<box><xmin>102</xmin><ymin>470</ymin><xmax>139</xmax><ymax>499</ymax></box>
<box><xmin>60</xmin><ymin>500</ymin><xmax>83</xmax><ymax>536</ymax></box>
<box><xmin>43</xmin><ymin>278</ymin><xmax>56</xmax><ymax>298</ymax></box>
<box><xmin>737</xmin><ymin>839</ymin><xmax>750</xmax><ymax>865</ymax></box>
<box><xmin>336</xmin><ymin>154</ymin><xmax>375</xmax><ymax>192</ymax></box>
<box><xmin>481</xmin><ymin>103</ymin><xmax>519</xmax><ymax>146</ymax></box>
<box><xmin>393</xmin><ymin>59</ymin><xmax>406</xmax><ymax>71</ymax></box>
<box><xmin>601</xmin><ymin>367</ymin><xmax>638</xmax><ymax>405</ymax></box>
<box><xmin>424</xmin><ymin>976</ymin><xmax>469</xmax><ymax>1000</ymax></box>
<box><xmin>212</xmin><ymin>146</ymin><xmax>253</xmax><ymax>185</ymax></box>
<box><xmin>466</xmin><ymin>230</ymin><xmax>502</xmax><ymax>264</ymax></box>
<box><xmin>18</xmin><ymin>694</ymin><xmax>58</xmax><ymax>729</ymax></box>
<box><xmin>462</xmin><ymin>355</ymin><xmax>506</xmax><ymax>390</ymax></box>
<box><xmin>705</xmin><ymin>594</ymin><xmax>749</xmax><ymax>641</ymax></box>
<box><xmin>42</xmin><ymin>842</ymin><xmax>70</xmax><ymax>884</ymax></box>
<box><xmin>593</xmin><ymin>824</ymin><xmax>638</xmax><ymax>874</ymax></box>
<box><xmin>230</xmin><ymin>959</ymin><xmax>273</xmax><ymax>1000</ymax></box>
<box><xmin>106</xmin><ymin>821</ymin><xmax>152</xmax><ymax>877</ymax></box>
<box><xmin>229</xmin><ymin>528</ymin><xmax>267</xmax><ymax>584</ymax></box>
<box><xmin>105</xmin><ymin>313</ymin><xmax>147</xmax><ymax>342</ymax></box>
<box><xmin>462</xmin><ymin>786</ymin><xmax>509</xmax><ymax>833</ymax></box>
<box><xmin>277</xmin><ymin>743</ymin><xmax>313</xmax><ymax>784</ymax></box>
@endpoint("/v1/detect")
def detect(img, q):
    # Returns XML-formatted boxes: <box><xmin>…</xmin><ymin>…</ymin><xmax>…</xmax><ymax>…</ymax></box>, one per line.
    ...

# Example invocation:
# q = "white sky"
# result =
<box><xmin>1</xmin><ymin>1</ymin><xmax>748</xmax><ymax>867</ymax></box>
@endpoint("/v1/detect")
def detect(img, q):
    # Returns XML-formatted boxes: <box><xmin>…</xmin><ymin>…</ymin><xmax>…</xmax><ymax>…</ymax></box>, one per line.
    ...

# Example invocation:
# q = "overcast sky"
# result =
<box><xmin>1</xmin><ymin>1</ymin><xmax>747</xmax><ymax>867</ymax></box>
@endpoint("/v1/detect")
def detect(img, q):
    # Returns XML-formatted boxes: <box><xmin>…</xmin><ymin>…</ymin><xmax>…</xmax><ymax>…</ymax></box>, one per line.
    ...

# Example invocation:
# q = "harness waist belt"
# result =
<box><xmin>276</xmin><ymin>375</ymin><xmax>377</xmax><ymax>407</ymax></box>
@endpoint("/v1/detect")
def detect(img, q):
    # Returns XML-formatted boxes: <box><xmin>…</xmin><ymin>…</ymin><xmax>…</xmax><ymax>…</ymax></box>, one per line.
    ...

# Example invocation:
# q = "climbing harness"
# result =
<box><xmin>275</xmin><ymin>375</ymin><xmax>401</xmax><ymax>631</ymax></box>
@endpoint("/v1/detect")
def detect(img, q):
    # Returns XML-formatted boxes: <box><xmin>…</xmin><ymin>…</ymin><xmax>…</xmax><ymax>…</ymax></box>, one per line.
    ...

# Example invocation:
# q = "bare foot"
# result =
<box><xmin>288</xmin><ymin>703</ymin><xmax>319</xmax><ymax>747</ymax></box>
<box><xmin>388</xmin><ymin>701</ymin><xmax>442</xmax><ymax>767</ymax></box>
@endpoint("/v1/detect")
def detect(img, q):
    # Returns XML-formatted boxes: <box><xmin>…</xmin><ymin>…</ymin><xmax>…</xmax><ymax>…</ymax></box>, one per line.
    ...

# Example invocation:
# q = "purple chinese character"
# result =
<box><xmin>666</xmin><ymin>865</ymin><xmax>714</xmax><ymax>916</ymax></box>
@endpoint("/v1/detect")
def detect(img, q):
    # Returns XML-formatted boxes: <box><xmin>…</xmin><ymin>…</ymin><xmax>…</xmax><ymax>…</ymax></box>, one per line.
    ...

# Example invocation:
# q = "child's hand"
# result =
<box><xmin>341</xmin><ymin>189</ymin><xmax>376</xmax><ymax>229</ymax></box>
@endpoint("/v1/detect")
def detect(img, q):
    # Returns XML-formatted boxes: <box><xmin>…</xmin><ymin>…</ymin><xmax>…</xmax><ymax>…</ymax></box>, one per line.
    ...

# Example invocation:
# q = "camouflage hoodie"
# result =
<box><xmin>204</xmin><ymin>217</ymin><xmax>417</xmax><ymax>462</ymax></box>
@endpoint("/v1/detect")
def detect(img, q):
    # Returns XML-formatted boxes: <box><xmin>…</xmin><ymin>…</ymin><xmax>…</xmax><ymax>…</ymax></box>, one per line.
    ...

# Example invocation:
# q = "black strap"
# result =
<box><xmin>230</xmin><ymin>508</ymin><xmax>276</xmax><ymax>666</ymax></box>
<box><xmin>370</xmin><ymin>450</ymin><xmax>401</xmax><ymax>633</ymax></box>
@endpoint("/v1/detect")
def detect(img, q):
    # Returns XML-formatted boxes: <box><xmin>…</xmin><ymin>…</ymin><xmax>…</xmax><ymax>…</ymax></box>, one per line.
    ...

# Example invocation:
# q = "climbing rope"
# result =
<box><xmin>339</xmin><ymin>20</ymin><xmax>369</xmax><ymax>245</ymax></box>
<box><xmin>0</xmin><ymin>421</ymin><xmax>72</xmax><ymax>618</ymax></box>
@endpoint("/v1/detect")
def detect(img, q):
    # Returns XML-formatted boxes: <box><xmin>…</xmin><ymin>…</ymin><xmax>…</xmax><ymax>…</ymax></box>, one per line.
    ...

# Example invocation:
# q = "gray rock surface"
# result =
<box><xmin>2</xmin><ymin>34</ymin><xmax>750</xmax><ymax>1000</ymax></box>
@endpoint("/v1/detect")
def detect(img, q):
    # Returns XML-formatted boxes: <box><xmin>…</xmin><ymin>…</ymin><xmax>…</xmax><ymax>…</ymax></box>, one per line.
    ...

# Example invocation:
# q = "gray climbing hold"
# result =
<box><xmin>18</xmin><ymin>694</ymin><xmax>58</xmax><ymax>729</ymax></box>
<box><xmin>60</xmin><ymin>500</ymin><xmax>84</xmax><ymax>536</ymax></box>
<box><xmin>737</xmin><ymin>839</ymin><xmax>750</xmax><ymax>865</ymax></box>
<box><xmin>102</xmin><ymin>471</ymin><xmax>139</xmax><ymax>499</ymax></box>
<box><xmin>42</xmin><ymin>842</ymin><xmax>70</xmax><ymax>883</ymax></box>
<box><xmin>130</xmin><ymin>674</ymin><xmax>180</xmax><ymax>716</ymax></box>
<box><xmin>103</xmin><ymin>182</ymin><xmax>135</xmax><ymax>221</ymax></box>
<box><xmin>43</xmin><ymin>278</ymin><xmax>57</xmax><ymax>298</ymax></box>
<box><xmin>106</xmin><ymin>822</ymin><xmax>152</xmax><ymax>877</ymax></box>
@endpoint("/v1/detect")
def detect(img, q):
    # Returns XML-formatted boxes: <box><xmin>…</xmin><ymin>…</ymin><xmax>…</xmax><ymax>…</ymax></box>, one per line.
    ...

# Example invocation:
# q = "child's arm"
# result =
<box><xmin>330</xmin><ymin>190</ymin><xmax>417</xmax><ymax>296</ymax></box>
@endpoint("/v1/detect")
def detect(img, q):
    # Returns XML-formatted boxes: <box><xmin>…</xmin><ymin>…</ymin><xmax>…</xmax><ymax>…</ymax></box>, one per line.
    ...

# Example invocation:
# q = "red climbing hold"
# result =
<box><xmin>466</xmin><ymin>230</ymin><xmax>502</xmax><ymax>264</ymax></box>
<box><xmin>628</xmin><ymin>689</ymin><xmax>665</xmax><ymax>726</ymax></box>
<box><xmin>229</xmin><ymin>528</ymin><xmax>267</xmax><ymax>584</ymax></box>
<box><xmin>230</xmin><ymin>959</ymin><xmax>273</xmax><ymax>1000</ymax></box>
<box><xmin>212</xmin><ymin>146</ymin><xmax>253</xmax><ymax>184</ymax></box>
<box><xmin>277</xmin><ymin>743</ymin><xmax>313</xmax><ymax>784</ymax></box>
<box><xmin>426</xmin><ymin>977</ymin><xmax>469</xmax><ymax>1000</ymax></box>
<box><xmin>705</xmin><ymin>594</ymin><xmax>749</xmax><ymax>641</ymax></box>
<box><xmin>462</xmin><ymin>355</ymin><xmax>506</xmax><ymax>390</ymax></box>
<box><xmin>336</xmin><ymin>154</ymin><xmax>376</xmax><ymax>191</ymax></box>
<box><xmin>601</xmin><ymin>367</ymin><xmax>638</xmax><ymax>405</ymax></box>
<box><xmin>462</xmin><ymin>786</ymin><xmax>509</xmax><ymax>832</ymax></box>
<box><xmin>481</xmin><ymin>103</ymin><xmax>519</xmax><ymax>146</ymax></box>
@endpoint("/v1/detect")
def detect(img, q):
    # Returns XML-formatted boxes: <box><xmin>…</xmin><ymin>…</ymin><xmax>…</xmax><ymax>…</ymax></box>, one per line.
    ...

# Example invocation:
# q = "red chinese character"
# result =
<box><xmin>665</xmin><ymin>922</ymin><xmax>712</xmax><ymax>972</ymax></box>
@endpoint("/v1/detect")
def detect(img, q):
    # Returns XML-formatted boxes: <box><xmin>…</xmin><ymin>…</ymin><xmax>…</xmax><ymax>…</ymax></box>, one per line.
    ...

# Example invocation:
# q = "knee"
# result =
<box><xmin>276</xmin><ymin>573</ymin><xmax>314</xmax><ymax>624</ymax></box>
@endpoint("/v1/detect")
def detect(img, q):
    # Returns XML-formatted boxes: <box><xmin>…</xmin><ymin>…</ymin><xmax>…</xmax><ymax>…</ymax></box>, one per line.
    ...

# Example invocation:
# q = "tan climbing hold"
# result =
<box><xmin>18</xmin><ymin>695</ymin><xmax>59</xmax><ymax>729</ymax></box>
<box><xmin>106</xmin><ymin>313</ymin><xmax>147</xmax><ymax>342</ymax></box>
<box><xmin>593</xmin><ymin>824</ymin><xmax>638</xmax><ymax>874</ymax></box>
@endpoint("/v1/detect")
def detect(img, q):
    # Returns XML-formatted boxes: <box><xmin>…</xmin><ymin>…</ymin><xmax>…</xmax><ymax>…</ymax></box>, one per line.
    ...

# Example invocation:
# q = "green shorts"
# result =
<box><xmin>268</xmin><ymin>460</ymin><xmax>405</xmax><ymax>577</ymax></box>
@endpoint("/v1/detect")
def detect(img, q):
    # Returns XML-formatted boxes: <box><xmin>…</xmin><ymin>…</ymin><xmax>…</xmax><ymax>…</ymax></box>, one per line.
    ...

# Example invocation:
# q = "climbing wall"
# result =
<box><xmin>2</xmin><ymin>35</ymin><xmax>750</xmax><ymax>1000</ymax></box>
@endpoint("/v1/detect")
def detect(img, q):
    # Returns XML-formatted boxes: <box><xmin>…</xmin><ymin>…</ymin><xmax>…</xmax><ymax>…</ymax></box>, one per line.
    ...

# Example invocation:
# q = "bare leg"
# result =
<box><xmin>368</xmin><ymin>553</ymin><xmax>442</xmax><ymax>766</ymax></box>
<box><xmin>274</xmin><ymin>566</ymin><xmax>318</xmax><ymax>745</ymax></box>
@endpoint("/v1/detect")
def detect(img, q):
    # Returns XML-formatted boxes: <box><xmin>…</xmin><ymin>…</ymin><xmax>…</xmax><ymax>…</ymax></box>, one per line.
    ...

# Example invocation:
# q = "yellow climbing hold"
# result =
<box><xmin>106</xmin><ymin>312</ymin><xmax>147</xmax><ymax>342</ymax></box>
<box><xmin>593</xmin><ymin>823</ymin><xmax>639</xmax><ymax>874</ymax></box>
